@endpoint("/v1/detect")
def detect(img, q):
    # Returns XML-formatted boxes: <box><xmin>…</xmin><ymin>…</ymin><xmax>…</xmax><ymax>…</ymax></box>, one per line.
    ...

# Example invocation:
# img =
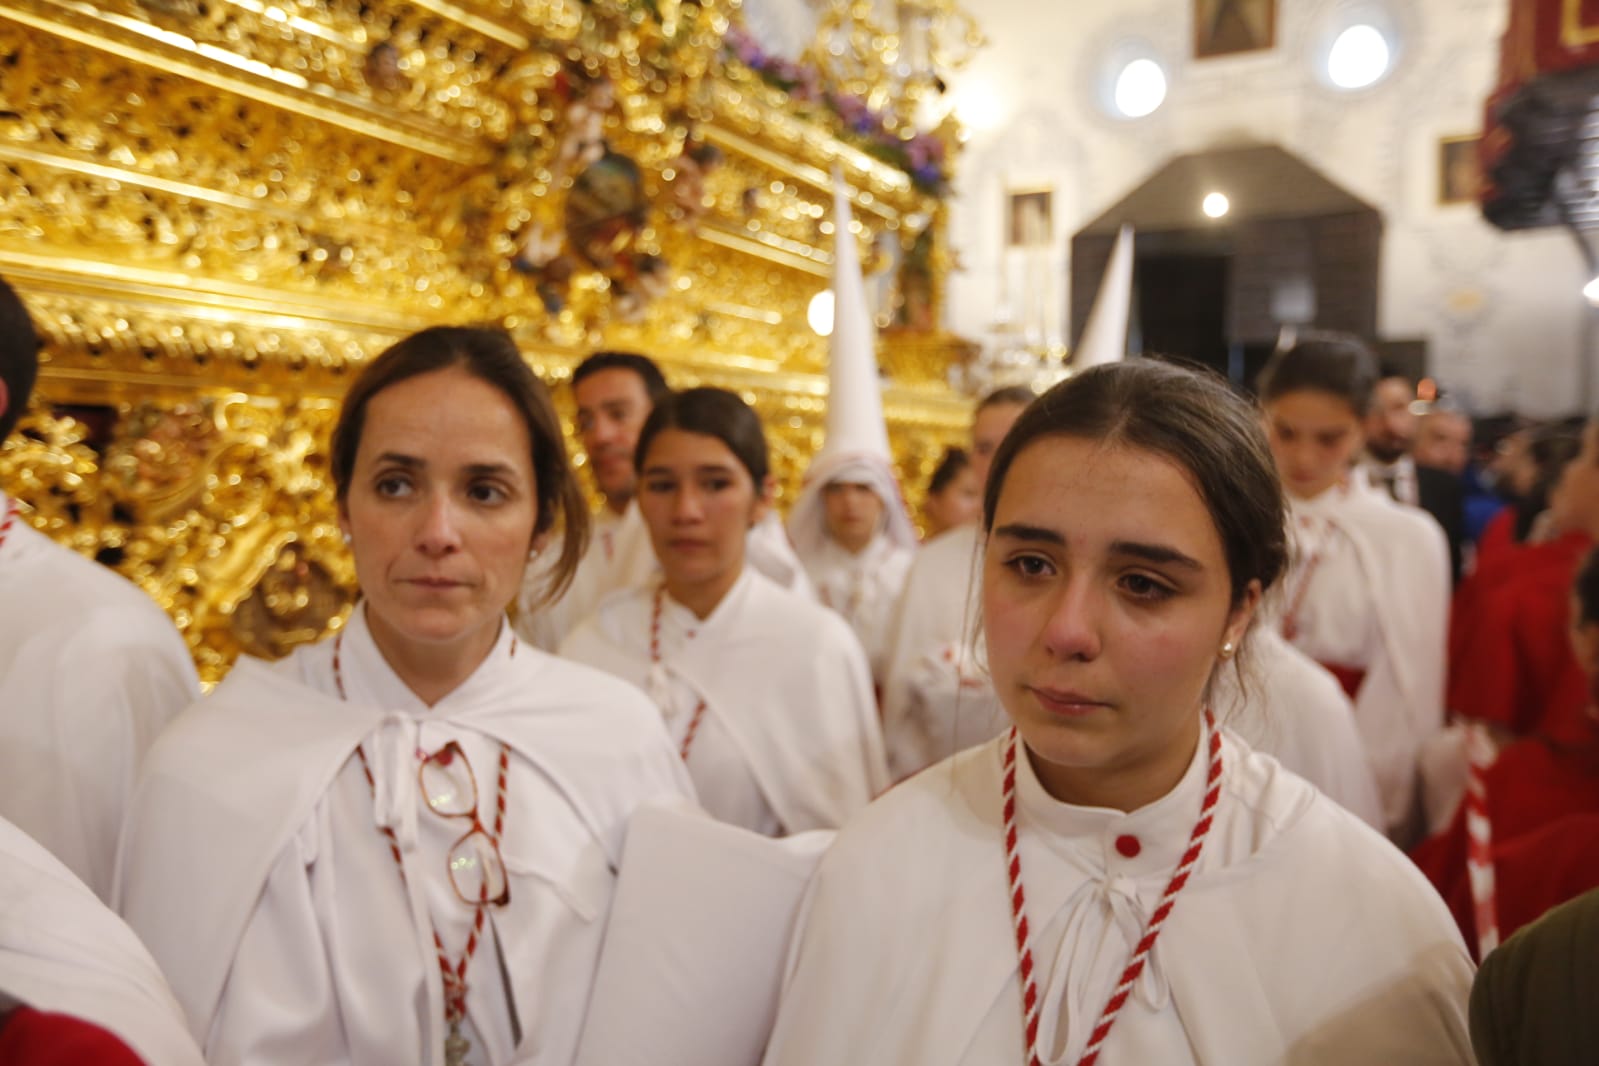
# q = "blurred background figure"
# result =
<box><xmin>1414</xmin><ymin>543</ymin><xmax>1599</xmax><ymax>961</ymax></box>
<box><xmin>1360</xmin><ymin>370</ymin><xmax>1467</xmax><ymax>582</ymax></box>
<box><xmin>919</xmin><ymin>445</ymin><xmax>979</xmax><ymax>540</ymax></box>
<box><xmin>1415</xmin><ymin>404</ymin><xmax>1474</xmax><ymax>476</ymax></box>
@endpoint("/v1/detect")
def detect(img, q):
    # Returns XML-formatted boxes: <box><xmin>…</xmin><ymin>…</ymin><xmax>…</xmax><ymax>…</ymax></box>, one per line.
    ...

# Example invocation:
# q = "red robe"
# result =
<box><xmin>1411</xmin><ymin>734</ymin><xmax>1599</xmax><ymax>955</ymax></box>
<box><xmin>0</xmin><ymin>1008</ymin><xmax>146</xmax><ymax>1065</ymax></box>
<box><xmin>1447</xmin><ymin>529</ymin><xmax>1592</xmax><ymax>742</ymax></box>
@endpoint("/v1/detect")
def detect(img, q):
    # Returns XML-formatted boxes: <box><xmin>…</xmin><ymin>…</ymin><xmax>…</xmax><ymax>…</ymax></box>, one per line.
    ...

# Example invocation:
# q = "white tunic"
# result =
<box><xmin>1271</xmin><ymin>479</ymin><xmax>1450</xmax><ymax>833</ymax></box>
<box><xmin>116</xmin><ymin>605</ymin><xmax>693</xmax><ymax>1065</ymax></box>
<box><xmin>798</xmin><ymin>532</ymin><xmax>915</xmax><ymax>684</ymax></box>
<box><xmin>879</xmin><ymin>523</ymin><xmax>984</xmax><ymax>780</ymax></box>
<box><xmin>0</xmin><ymin>814</ymin><xmax>204</xmax><ymax>1066</ymax></box>
<box><xmin>0</xmin><ymin>492</ymin><xmax>199</xmax><ymax>901</ymax></box>
<box><xmin>762</xmin><ymin>727</ymin><xmax>1475</xmax><ymax>1066</ymax></box>
<box><xmin>562</xmin><ymin>568</ymin><xmax>889</xmax><ymax>835</ymax></box>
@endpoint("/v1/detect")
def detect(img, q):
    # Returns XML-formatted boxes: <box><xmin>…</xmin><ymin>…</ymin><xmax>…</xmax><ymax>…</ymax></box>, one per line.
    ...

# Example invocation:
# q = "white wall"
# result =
<box><xmin>933</xmin><ymin>0</ymin><xmax>1592</xmax><ymax>418</ymax></box>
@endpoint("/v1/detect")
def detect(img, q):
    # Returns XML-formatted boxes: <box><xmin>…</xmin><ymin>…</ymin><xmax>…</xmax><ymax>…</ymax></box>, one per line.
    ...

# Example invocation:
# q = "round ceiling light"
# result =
<box><xmin>1327</xmin><ymin>24</ymin><xmax>1391</xmax><ymax>90</ymax></box>
<box><xmin>1113</xmin><ymin>58</ymin><xmax>1168</xmax><ymax>119</ymax></box>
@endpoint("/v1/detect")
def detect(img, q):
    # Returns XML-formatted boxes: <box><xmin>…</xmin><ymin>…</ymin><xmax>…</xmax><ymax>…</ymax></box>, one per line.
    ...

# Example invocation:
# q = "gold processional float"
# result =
<box><xmin>0</xmin><ymin>0</ymin><xmax>986</xmax><ymax>681</ymax></box>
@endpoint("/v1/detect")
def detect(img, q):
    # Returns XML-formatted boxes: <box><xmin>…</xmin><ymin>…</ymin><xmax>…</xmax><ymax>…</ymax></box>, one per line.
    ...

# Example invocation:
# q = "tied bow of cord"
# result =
<box><xmin>366</xmin><ymin>711</ymin><xmax>425</xmax><ymax>852</ymax></box>
<box><xmin>1033</xmin><ymin>873</ymin><xmax>1170</xmax><ymax>1065</ymax></box>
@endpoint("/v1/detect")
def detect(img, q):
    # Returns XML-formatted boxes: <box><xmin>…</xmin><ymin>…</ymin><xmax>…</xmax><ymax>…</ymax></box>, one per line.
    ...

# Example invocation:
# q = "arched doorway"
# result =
<box><xmin>1070</xmin><ymin>144</ymin><xmax>1383</xmax><ymax>385</ymax></box>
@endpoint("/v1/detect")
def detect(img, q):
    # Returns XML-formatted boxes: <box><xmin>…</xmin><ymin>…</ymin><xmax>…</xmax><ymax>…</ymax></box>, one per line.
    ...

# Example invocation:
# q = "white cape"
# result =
<box><xmin>1216</xmin><ymin>627</ymin><xmax>1385</xmax><ymax>830</ymax></box>
<box><xmin>0</xmin><ymin>815</ymin><xmax>204</xmax><ymax>1066</ymax></box>
<box><xmin>796</xmin><ymin>531</ymin><xmax>915</xmax><ymax>684</ymax></box>
<box><xmin>563</xmin><ymin>569</ymin><xmax>889</xmax><ymax>833</ymax></box>
<box><xmin>575</xmin><ymin>800</ymin><xmax>831</xmax><ymax>1066</ymax></box>
<box><xmin>879</xmin><ymin>523</ymin><xmax>984</xmax><ymax>779</ymax></box>
<box><xmin>0</xmin><ymin>502</ymin><xmax>199</xmax><ymax>900</ymax></box>
<box><xmin>1279</xmin><ymin>480</ymin><xmax>1450</xmax><ymax>833</ymax></box>
<box><xmin>763</xmin><ymin>732</ymin><xmax>1475</xmax><ymax>1065</ymax></box>
<box><xmin>116</xmin><ymin>617</ymin><xmax>692</xmax><ymax>1062</ymax></box>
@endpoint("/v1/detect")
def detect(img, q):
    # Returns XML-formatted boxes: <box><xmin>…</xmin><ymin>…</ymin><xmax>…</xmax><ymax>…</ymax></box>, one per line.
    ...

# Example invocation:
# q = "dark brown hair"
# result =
<box><xmin>572</xmin><ymin>350</ymin><xmax>670</xmax><ymax>403</ymax></box>
<box><xmin>330</xmin><ymin>326</ymin><xmax>588</xmax><ymax>606</ymax></box>
<box><xmin>977</xmin><ymin>384</ymin><xmax>1037</xmax><ymax>413</ymax></box>
<box><xmin>0</xmin><ymin>276</ymin><xmax>40</xmax><ymax>442</ymax></box>
<box><xmin>1255</xmin><ymin>330</ymin><xmax>1380</xmax><ymax>419</ymax></box>
<box><xmin>928</xmin><ymin>446</ymin><xmax>971</xmax><ymax>495</ymax></box>
<box><xmin>634</xmin><ymin>386</ymin><xmax>769</xmax><ymax>485</ymax></box>
<box><xmin>982</xmin><ymin>358</ymin><xmax>1288</xmax><ymax>605</ymax></box>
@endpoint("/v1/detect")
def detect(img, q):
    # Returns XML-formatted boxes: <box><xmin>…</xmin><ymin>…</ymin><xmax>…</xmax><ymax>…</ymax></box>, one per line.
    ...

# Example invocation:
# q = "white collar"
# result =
<box><xmin>1015</xmin><ymin>716</ymin><xmax>1212</xmax><ymax>879</ymax></box>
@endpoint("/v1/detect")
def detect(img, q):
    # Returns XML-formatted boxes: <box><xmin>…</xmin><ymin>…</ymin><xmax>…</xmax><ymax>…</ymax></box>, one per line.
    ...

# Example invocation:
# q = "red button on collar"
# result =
<box><xmin>1114</xmin><ymin>834</ymin><xmax>1141</xmax><ymax>858</ymax></box>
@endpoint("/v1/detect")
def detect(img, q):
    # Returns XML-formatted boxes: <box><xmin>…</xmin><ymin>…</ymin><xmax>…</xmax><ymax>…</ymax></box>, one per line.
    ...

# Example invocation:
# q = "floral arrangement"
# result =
<box><xmin>722</xmin><ymin>26</ymin><xmax>950</xmax><ymax>196</ymax></box>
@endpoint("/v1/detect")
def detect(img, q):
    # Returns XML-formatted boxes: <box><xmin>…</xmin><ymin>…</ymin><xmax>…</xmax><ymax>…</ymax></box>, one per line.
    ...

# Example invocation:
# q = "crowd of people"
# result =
<box><xmin>1</xmin><ymin>268</ymin><xmax>1595</xmax><ymax>1064</ymax></box>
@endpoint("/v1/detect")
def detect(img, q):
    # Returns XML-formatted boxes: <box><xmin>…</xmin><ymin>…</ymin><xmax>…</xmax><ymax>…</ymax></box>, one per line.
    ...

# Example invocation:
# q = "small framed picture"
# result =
<box><xmin>1007</xmin><ymin>189</ymin><xmax>1053</xmax><ymax>248</ymax></box>
<box><xmin>1438</xmin><ymin>135</ymin><xmax>1483</xmax><ymax>205</ymax></box>
<box><xmin>1194</xmin><ymin>0</ymin><xmax>1277</xmax><ymax>59</ymax></box>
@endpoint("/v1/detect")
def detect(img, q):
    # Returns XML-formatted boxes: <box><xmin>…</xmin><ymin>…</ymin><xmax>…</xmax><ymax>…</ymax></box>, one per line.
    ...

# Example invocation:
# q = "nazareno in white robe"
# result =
<box><xmin>1272</xmin><ymin>477</ymin><xmax>1450</xmax><ymax>835</ymax></box>
<box><xmin>796</xmin><ymin>531</ymin><xmax>915</xmax><ymax>686</ymax></box>
<box><xmin>115</xmin><ymin>604</ymin><xmax>694</xmax><ymax>1066</ymax></box>
<box><xmin>0</xmin><ymin>491</ymin><xmax>200</xmax><ymax>901</ymax></box>
<box><xmin>0</xmin><ymin>814</ymin><xmax>204</xmax><ymax>1066</ymax></box>
<box><xmin>562</xmin><ymin>566</ymin><xmax>889</xmax><ymax>836</ymax></box>
<box><xmin>762</xmin><ymin>722</ymin><xmax>1475</xmax><ymax>1066</ymax></box>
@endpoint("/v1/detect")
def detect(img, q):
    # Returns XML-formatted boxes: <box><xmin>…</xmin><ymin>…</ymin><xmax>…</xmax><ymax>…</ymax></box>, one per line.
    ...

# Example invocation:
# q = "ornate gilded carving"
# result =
<box><xmin>0</xmin><ymin>0</ymin><xmax>975</xmax><ymax>679</ymax></box>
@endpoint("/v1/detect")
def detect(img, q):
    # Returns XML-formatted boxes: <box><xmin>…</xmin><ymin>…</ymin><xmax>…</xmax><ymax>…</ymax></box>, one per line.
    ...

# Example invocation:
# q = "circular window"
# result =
<box><xmin>1326</xmin><ymin>24</ymin><xmax>1392</xmax><ymax>89</ymax></box>
<box><xmin>1113</xmin><ymin>58</ymin><xmax>1168</xmax><ymax>119</ymax></box>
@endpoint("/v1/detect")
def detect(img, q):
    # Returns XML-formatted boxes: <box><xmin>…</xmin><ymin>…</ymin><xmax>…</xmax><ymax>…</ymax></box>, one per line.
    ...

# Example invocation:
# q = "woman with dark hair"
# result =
<box><xmin>563</xmin><ymin>387</ymin><xmax>887</xmax><ymax>836</ymax></box>
<box><xmin>1256</xmin><ymin>332</ymin><xmax>1451</xmax><ymax>840</ymax></box>
<box><xmin>118</xmin><ymin>327</ymin><xmax>693</xmax><ymax>1065</ymax></box>
<box><xmin>762</xmin><ymin>359</ymin><xmax>1472</xmax><ymax>1065</ymax></box>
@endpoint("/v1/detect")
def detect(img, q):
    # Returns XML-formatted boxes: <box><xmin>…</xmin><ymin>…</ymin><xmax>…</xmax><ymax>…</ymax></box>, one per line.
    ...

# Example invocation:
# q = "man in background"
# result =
<box><xmin>1362</xmin><ymin>370</ymin><xmax>1467</xmax><ymax>581</ymax></box>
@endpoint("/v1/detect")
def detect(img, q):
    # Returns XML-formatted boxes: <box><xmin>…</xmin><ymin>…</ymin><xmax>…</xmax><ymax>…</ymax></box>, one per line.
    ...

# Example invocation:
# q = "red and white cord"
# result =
<box><xmin>1003</xmin><ymin>710</ymin><xmax>1223</xmax><ymax>1066</ymax></box>
<box><xmin>333</xmin><ymin>632</ymin><xmax>512</xmax><ymax>1028</ymax></box>
<box><xmin>1463</xmin><ymin>722</ymin><xmax>1500</xmax><ymax>958</ymax></box>
<box><xmin>0</xmin><ymin>496</ymin><xmax>17</xmax><ymax>553</ymax></box>
<box><xmin>650</xmin><ymin>585</ymin><xmax>707</xmax><ymax>762</ymax></box>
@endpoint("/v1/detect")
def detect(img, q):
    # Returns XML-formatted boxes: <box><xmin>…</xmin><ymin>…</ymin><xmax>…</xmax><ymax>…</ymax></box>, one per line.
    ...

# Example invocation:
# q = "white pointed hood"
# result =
<box><xmin>1074</xmin><ymin>223</ymin><xmax>1134</xmax><ymax>368</ymax></box>
<box><xmin>788</xmin><ymin>174</ymin><xmax>916</xmax><ymax>558</ymax></box>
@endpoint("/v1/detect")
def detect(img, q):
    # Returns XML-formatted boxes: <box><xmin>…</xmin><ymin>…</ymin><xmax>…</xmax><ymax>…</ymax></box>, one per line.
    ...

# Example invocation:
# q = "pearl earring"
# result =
<box><xmin>341</xmin><ymin>530</ymin><xmax>352</xmax><ymax>546</ymax></box>
<box><xmin>1219</xmin><ymin>640</ymin><xmax>1236</xmax><ymax>659</ymax></box>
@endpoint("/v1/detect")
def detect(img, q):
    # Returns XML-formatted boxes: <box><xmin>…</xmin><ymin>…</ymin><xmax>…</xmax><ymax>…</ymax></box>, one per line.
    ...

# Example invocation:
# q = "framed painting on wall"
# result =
<box><xmin>1194</xmin><ymin>0</ymin><xmax>1277</xmax><ymax>59</ymax></box>
<box><xmin>1007</xmin><ymin>188</ymin><xmax>1052</xmax><ymax>248</ymax></box>
<box><xmin>1438</xmin><ymin>135</ymin><xmax>1483</xmax><ymax>205</ymax></box>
